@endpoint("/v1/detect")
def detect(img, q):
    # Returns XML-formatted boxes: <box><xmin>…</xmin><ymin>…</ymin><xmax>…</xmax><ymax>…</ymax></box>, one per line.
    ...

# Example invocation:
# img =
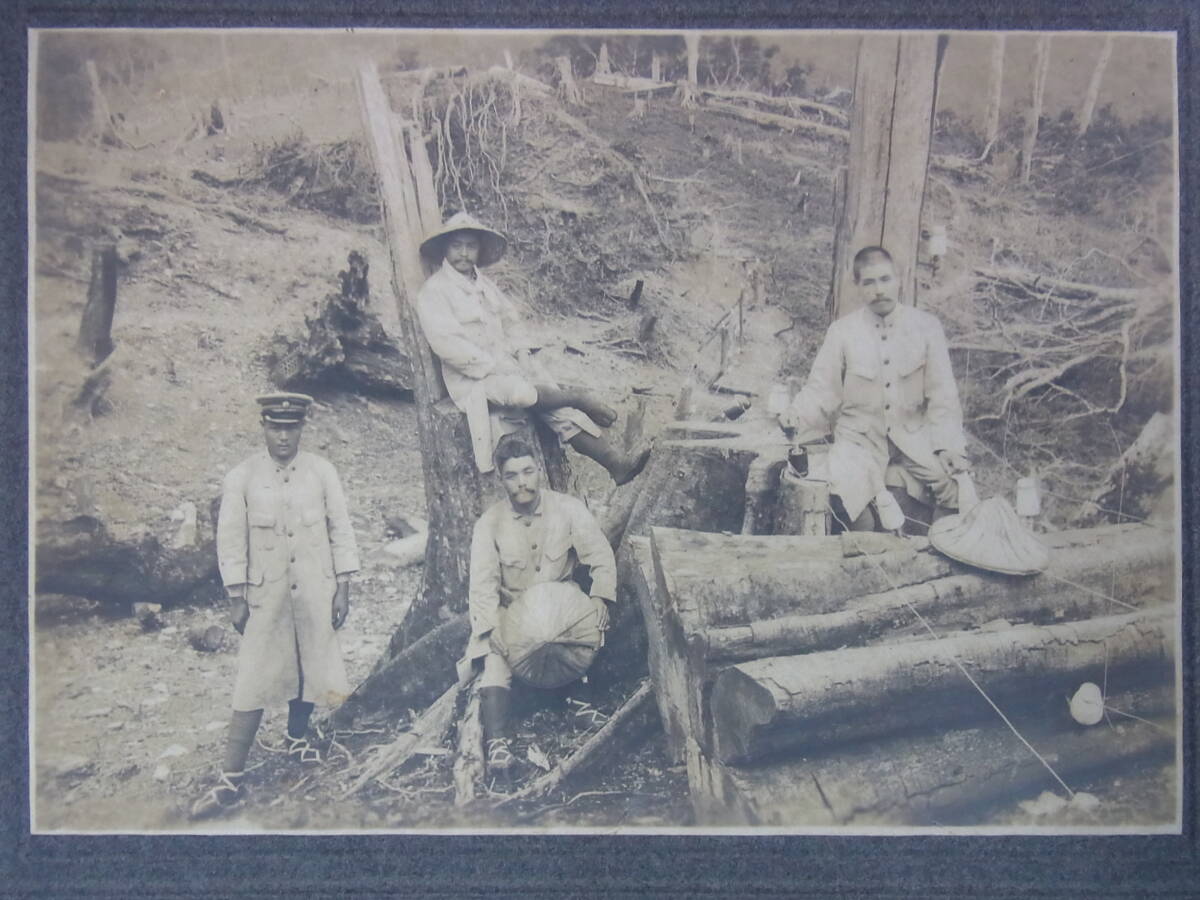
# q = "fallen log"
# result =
<box><xmin>698</xmin><ymin>524</ymin><xmax>1173</xmax><ymax>661</ymax></box>
<box><xmin>710</xmin><ymin>606</ymin><xmax>1174</xmax><ymax>764</ymax></box>
<box><xmin>453</xmin><ymin>682</ymin><xmax>485</xmax><ymax>805</ymax></box>
<box><xmin>695</xmin><ymin>684</ymin><xmax>1175</xmax><ymax>826</ymax></box>
<box><xmin>697</xmin><ymin>86</ymin><xmax>849</xmax><ymax>124</ymax></box>
<box><xmin>329</xmin><ymin>613</ymin><xmax>469</xmax><ymax>730</ymax></box>
<box><xmin>653</xmin><ymin>526</ymin><xmax>950</xmax><ymax>628</ymax></box>
<box><xmin>974</xmin><ymin>266</ymin><xmax>1155</xmax><ymax>305</ymax></box>
<box><xmin>705</xmin><ymin>100</ymin><xmax>848</xmax><ymax>141</ymax></box>
<box><xmin>497</xmin><ymin>679</ymin><xmax>656</xmax><ymax>806</ymax></box>
<box><xmin>341</xmin><ymin>681</ymin><xmax>461</xmax><ymax>797</ymax></box>
<box><xmin>270</xmin><ymin>251</ymin><xmax>413</xmax><ymax>395</ymax></box>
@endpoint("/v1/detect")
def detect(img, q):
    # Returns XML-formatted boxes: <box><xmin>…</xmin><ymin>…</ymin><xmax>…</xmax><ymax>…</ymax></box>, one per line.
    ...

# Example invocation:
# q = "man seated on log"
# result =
<box><xmin>191</xmin><ymin>392</ymin><xmax>359</xmax><ymax>819</ymax></box>
<box><xmin>416</xmin><ymin>211</ymin><xmax>650</xmax><ymax>484</ymax></box>
<box><xmin>461</xmin><ymin>434</ymin><xmax>617</xmax><ymax>774</ymax></box>
<box><xmin>781</xmin><ymin>245</ymin><xmax>969</xmax><ymax>532</ymax></box>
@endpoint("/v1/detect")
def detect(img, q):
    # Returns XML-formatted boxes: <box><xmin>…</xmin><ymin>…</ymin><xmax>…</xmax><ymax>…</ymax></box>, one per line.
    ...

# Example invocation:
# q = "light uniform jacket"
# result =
<box><xmin>217</xmin><ymin>450</ymin><xmax>360</xmax><ymax>711</ymax></box>
<box><xmin>416</xmin><ymin>261</ymin><xmax>595</xmax><ymax>470</ymax></box>
<box><xmin>784</xmin><ymin>304</ymin><xmax>966</xmax><ymax>520</ymax></box>
<box><xmin>415</xmin><ymin>260</ymin><xmax>533</xmax><ymax>410</ymax></box>
<box><xmin>460</xmin><ymin>489</ymin><xmax>616</xmax><ymax>681</ymax></box>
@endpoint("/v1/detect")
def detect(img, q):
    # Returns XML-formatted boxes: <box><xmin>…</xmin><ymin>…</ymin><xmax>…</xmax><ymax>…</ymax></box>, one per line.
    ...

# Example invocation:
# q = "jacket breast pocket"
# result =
<box><xmin>543</xmin><ymin>530</ymin><xmax>574</xmax><ymax>567</ymax></box>
<box><xmin>497</xmin><ymin>536</ymin><xmax>529</xmax><ymax>585</ymax></box>
<box><xmin>249</xmin><ymin>512</ymin><xmax>276</xmax><ymax>550</ymax></box>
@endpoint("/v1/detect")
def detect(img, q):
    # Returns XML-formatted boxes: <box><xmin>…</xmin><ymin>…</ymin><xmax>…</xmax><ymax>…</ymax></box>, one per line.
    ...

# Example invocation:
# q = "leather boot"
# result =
<box><xmin>480</xmin><ymin>686</ymin><xmax>514</xmax><ymax>772</ymax></box>
<box><xmin>533</xmin><ymin>384</ymin><xmax>617</xmax><ymax>428</ymax></box>
<box><xmin>568</xmin><ymin>433</ymin><xmax>651</xmax><ymax>485</ymax></box>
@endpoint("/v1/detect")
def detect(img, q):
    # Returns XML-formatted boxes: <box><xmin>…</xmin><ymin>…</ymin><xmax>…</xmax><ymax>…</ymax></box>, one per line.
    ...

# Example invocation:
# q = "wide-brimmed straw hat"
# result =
<box><xmin>929</xmin><ymin>495</ymin><xmax>1050</xmax><ymax>576</ymax></box>
<box><xmin>419</xmin><ymin>211</ymin><xmax>508</xmax><ymax>267</ymax></box>
<box><xmin>492</xmin><ymin>581</ymin><xmax>603</xmax><ymax>689</ymax></box>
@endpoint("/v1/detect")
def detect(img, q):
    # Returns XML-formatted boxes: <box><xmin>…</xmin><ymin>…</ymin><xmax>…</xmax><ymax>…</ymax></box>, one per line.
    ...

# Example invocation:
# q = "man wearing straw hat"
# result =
<box><xmin>782</xmin><ymin>246</ymin><xmax>969</xmax><ymax>532</ymax></box>
<box><xmin>416</xmin><ymin>211</ymin><xmax>650</xmax><ymax>483</ymax></box>
<box><xmin>462</xmin><ymin>434</ymin><xmax>617</xmax><ymax>773</ymax></box>
<box><xmin>191</xmin><ymin>392</ymin><xmax>359</xmax><ymax>819</ymax></box>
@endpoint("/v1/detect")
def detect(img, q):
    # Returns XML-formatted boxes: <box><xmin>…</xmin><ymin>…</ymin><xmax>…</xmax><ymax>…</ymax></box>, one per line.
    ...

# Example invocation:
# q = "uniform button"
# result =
<box><xmin>288</xmin><ymin>531</ymin><xmax>294</xmax><ymax>538</ymax></box>
<box><xmin>884</xmin><ymin>359</ymin><xmax>890</xmax><ymax>365</ymax></box>
<box><xmin>881</xmin><ymin>335</ymin><xmax>887</xmax><ymax>341</ymax></box>
<box><xmin>525</xmin><ymin>521</ymin><xmax>532</xmax><ymax>528</ymax></box>
<box><xmin>885</xmin><ymin>382</ymin><xmax>891</xmax><ymax>388</ymax></box>
<box><xmin>290</xmin><ymin>556</ymin><xmax>296</xmax><ymax>563</ymax></box>
<box><xmin>291</xmin><ymin>583</ymin><xmax>298</xmax><ymax>590</ymax></box>
<box><xmin>535</xmin><ymin>565</ymin><xmax>541</xmax><ymax>572</ymax></box>
<box><xmin>531</xmin><ymin>544</ymin><xmax>538</xmax><ymax>550</ymax></box>
<box><xmin>885</xmin><ymin>404</ymin><xmax>891</xmax><ymax>410</ymax></box>
<box><xmin>283</xmin><ymin>476</ymin><xmax>289</xmax><ymax>483</ymax></box>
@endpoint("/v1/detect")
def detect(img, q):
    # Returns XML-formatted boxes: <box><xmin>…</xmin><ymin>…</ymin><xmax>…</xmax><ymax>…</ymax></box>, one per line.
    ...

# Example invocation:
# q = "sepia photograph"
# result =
<box><xmin>29</xmin><ymin>26</ymin><xmax>1180</xmax><ymax>835</ymax></box>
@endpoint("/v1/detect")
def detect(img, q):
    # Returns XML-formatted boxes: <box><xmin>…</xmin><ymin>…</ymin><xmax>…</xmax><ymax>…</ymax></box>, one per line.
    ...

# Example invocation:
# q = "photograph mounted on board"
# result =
<box><xmin>29</xmin><ymin>27</ymin><xmax>1180</xmax><ymax>833</ymax></box>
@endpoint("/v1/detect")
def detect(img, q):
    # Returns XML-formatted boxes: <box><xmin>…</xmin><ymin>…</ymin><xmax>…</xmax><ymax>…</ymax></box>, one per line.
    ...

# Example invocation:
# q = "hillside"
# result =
<box><xmin>32</xmin><ymin>45</ymin><xmax>1176</xmax><ymax>831</ymax></box>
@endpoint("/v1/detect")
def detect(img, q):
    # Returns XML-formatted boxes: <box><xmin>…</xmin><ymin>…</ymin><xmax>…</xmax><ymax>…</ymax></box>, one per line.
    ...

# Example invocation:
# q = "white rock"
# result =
<box><xmin>1069</xmin><ymin>682</ymin><xmax>1105</xmax><ymax>726</ymax></box>
<box><xmin>204</xmin><ymin>720</ymin><xmax>226</xmax><ymax>732</ymax></box>
<box><xmin>171</xmin><ymin>501</ymin><xmax>198</xmax><ymax>549</ymax></box>
<box><xmin>158</xmin><ymin>744</ymin><xmax>189</xmax><ymax>759</ymax></box>
<box><xmin>1069</xmin><ymin>791</ymin><xmax>1101</xmax><ymax>813</ymax></box>
<box><xmin>153</xmin><ymin>763</ymin><xmax>171</xmax><ymax>781</ymax></box>
<box><xmin>1019</xmin><ymin>790</ymin><xmax>1068</xmax><ymax>818</ymax></box>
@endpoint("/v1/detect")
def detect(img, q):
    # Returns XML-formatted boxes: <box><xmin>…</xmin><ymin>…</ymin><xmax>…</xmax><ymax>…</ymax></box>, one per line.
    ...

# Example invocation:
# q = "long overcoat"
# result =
<box><xmin>217</xmin><ymin>449</ymin><xmax>360</xmax><ymax>711</ymax></box>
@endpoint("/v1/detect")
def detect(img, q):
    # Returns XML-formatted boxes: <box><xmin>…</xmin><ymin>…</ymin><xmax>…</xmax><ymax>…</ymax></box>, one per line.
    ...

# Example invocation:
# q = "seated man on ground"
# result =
<box><xmin>782</xmin><ymin>245</ymin><xmax>970</xmax><ymax>533</ymax></box>
<box><xmin>461</xmin><ymin>435</ymin><xmax>618</xmax><ymax>774</ymax></box>
<box><xmin>416</xmin><ymin>211</ymin><xmax>649</xmax><ymax>484</ymax></box>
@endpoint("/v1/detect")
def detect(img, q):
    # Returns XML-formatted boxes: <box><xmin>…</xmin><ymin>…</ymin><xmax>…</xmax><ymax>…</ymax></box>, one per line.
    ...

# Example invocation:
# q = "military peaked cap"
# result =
<box><xmin>256</xmin><ymin>392</ymin><xmax>313</xmax><ymax>424</ymax></box>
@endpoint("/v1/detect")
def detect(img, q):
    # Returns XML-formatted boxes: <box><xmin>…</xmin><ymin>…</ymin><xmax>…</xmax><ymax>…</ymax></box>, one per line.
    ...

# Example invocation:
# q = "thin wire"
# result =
<box><xmin>842</xmin><ymin>523</ymin><xmax>1075</xmax><ymax>798</ymax></box>
<box><xmin>1103</xmin><ymin>706</ymin><xmax>1174</xmax><ymax>736</ymax></box>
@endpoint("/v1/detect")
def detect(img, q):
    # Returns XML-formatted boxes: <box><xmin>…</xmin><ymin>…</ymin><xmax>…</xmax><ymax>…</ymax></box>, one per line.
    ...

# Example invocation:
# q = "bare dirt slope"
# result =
<box><xmin>32</xmin><ymin>76</ymin><xmax>1175</xmax><ymax>830</ymax></box>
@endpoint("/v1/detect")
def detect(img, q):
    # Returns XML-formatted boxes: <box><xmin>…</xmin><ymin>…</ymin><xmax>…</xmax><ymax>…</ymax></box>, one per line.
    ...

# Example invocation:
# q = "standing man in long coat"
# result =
<box><xmin>416</xmin><ymin>211</ymin><xmax>649</xmax><ymax>483</ymax></box>
<box><xmin>783</xmin><ymin>245</ymin><xmax>969</xmax><ymax>531</ymax></box>
<box><xmin>191</xmin><ymin>392</ymin><xmax>360</xmax><ymax>819</ymax></box>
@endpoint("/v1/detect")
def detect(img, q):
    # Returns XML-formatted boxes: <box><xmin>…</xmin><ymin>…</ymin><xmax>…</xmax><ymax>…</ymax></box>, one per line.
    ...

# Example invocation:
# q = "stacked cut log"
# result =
<box><xmin>635</xmin><ymin>521</ymin><xmax>1176</xmax><ymax>825</ymax></box>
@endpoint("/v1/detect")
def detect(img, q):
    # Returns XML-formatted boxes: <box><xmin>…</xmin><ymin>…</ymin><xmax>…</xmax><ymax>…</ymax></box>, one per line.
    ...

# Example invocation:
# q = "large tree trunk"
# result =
<box><xmin>1077</xmin><ymin>34</ymin><xmax>1114</xmax><ymax>138</ymax></box>
<box><xmin>597</xmin><ymin>421</ymin><xmax>789</xmax><ymax>687</ymax></box>
<box><xmin>694</xmin><ymin>684</ymin><xmax>1174</xmax><ymax>826</ymax></box>
<box><xmin>710</xmin><ymin>606</ymin><xmax>1173</xmax><ymax>765</ymax></box>
<box><xmin>831</xmin><ymin>33</ymin><xmax>944</xmax><ymax>318</ymax></box>
<box><xmin>352</xmin><ymin>63</ymin><xmax>569</xmax><ymax>665</ymax></box>
<box><xmin>1020</xmin><ymin>34</ymin><xmax>1051</xmax><ymax>184</ymax></box>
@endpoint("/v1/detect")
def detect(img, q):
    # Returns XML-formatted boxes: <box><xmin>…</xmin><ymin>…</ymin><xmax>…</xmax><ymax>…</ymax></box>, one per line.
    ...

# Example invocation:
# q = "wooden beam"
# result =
<box><xmin>831</xmin><ymin>33</ymin><xmax>943</xmax><ymax>318</ymax></box>
<box><xmin>710</xmin><ymin>606</ymin><xmax>1174</xmax><ymax>764</ymax></box>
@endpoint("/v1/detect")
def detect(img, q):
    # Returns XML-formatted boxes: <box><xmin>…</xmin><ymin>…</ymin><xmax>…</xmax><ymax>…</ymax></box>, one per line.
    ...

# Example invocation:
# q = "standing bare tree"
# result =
<box><xmin>1020</xmin><ymin>34</ymin><xmax>1051</xmax><ymax>184</ymax></box>
<box><xmin>981</xmin><ymin>34</ymin><xmax>1005</xmax><ymax>159</ymax></box>
<box><xmin>1077</xmin><ymin>34</ymin><xmax>1114</xmax><ymax>138</ymax></box>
